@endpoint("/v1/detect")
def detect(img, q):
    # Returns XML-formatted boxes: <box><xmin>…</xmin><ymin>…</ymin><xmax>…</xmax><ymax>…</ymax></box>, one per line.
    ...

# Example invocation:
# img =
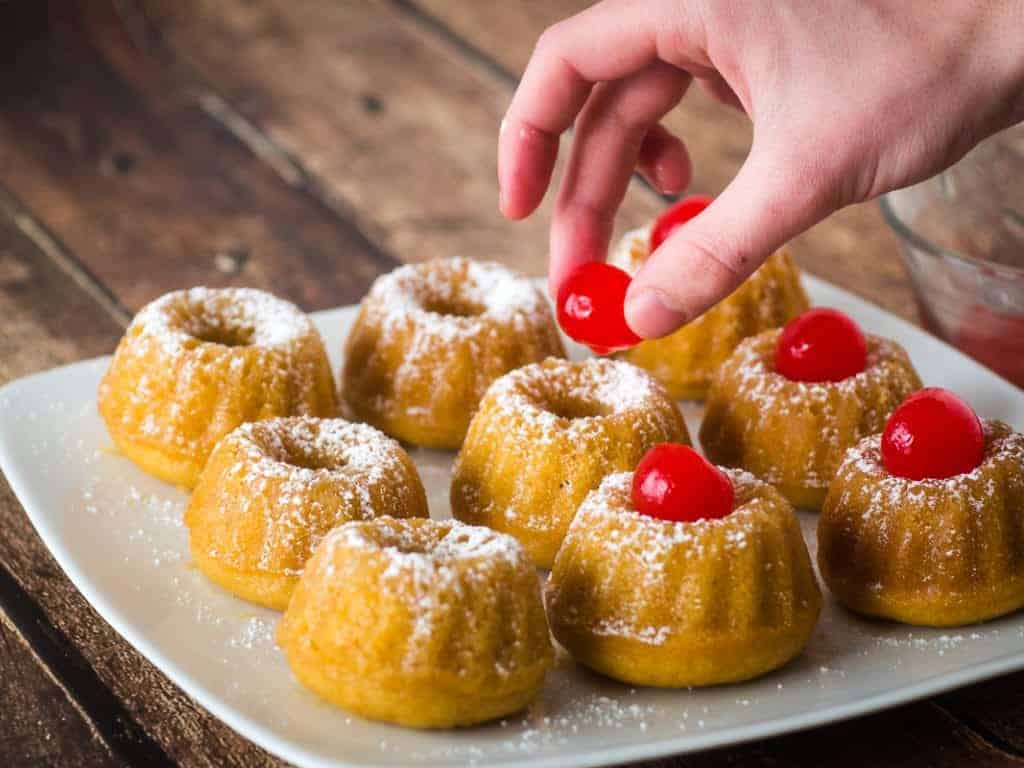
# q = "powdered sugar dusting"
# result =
<box><xmin>131</xmin><ymin>286</ymin><xmax>313</xmax><ymax>350</ymax></box>
<box><xmin>705</xmin><ymin>330</ymin><xmax>920</xmax><ymax>492</ymax></box>
<box><xmin>316</xmin><ymin>518</ymin><xmax>538</xmax><ymax>674</ymax></box>
<box><xmin>363</xmin><ymin>257</ymin><xmax>547</xmax><ymax>343</ymax></box>
<box><xmin>484</xmin><ymin>357</ymin><xmax>668</xmax><ymax>430</ymax></box>
<box><xmin>99</xmin><ymin>287</ymin><xmax>333</xmax><ymax>461</ymax></box>
<box><xmin>826</xmin><ymin>420</ymin><xmax>1024</xmax><ymax>572</ymax></box>
<box><xmin>193</xmin><ymin>416</ymin><xmax>422</xmax><ymax>575</ymax></box>
<box><xmin>341</xmin><ymin>257</ymin><xmax>562</xmax><ymax>438</ymax></box>
<box><xmin>547</xmin><ymin>469</ymin><xmax>792</xmax><ymax>646</ymax></box>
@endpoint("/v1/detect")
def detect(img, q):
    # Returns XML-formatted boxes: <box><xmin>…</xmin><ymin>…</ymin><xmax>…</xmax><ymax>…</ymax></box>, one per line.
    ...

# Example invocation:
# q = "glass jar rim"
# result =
<box><xmin>879</xmin><ymin>190</ymin><xmax>1024</xmax><ymax>280</ymax></box>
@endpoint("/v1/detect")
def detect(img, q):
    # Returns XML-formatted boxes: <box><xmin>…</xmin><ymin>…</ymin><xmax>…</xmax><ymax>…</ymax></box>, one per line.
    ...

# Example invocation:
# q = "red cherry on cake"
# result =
<box><xmin>632</xmin><ymin>443</ymin><xmax>734</xmax><ymax>523</ymax></box>
<box><xmin>775</xmin><ymin>308</ymin><xmax>868</xmax><ymax>383</ymax></box>
<box><xmin>649</xmin><ymin>194</ymin><xmax>713</xmax><ymax>252</ymax></box>
<box><xmin>882</xmin><ymin>388</ymin><xmax>984</xmax><ymax>480</ymax></box>
<box><xmin>557</xmin><ymin>262</ymin><xmax>642</xmax><ymax>354</ymax></box>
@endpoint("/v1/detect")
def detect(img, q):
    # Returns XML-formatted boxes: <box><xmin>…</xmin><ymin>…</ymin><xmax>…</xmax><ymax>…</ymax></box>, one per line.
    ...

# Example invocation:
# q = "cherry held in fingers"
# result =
<box><xmin>881</xmin><ymin>388</ymin><xmax>984</xmax><ymax>480</ymax></box>
<box><xmin>775</xmin><ymin>308</ymin><xmax>868</xmax><ymax>383</ymax></box>
<box><xmin>649</xmin><ymin>195</ymin><xmax>713</xmax><ymax>252</ymax></box>
<box><xmin>557</xmin><ymin>262</ymin><xmax>642</xmax><ymax>354</ymax></box>
<box><xmin>631</xmin><ymin>443</ymin><xmax>734</xmax><ymax>523</ymax></box>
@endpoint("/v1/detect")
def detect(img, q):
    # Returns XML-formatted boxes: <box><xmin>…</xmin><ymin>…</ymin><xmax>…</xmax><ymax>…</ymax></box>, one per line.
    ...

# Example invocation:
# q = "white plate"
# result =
<box><xmin>1</xmin><ymin>275</ymin><xmax>1023</xmax><ymax>768</ymax></box>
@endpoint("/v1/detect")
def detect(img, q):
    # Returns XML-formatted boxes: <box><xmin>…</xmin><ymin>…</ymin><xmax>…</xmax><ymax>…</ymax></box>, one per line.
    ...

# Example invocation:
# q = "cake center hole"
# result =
<box><xmin>548</xmin><ymin>395</ymin><xmax>608</xmax><ymax>420</ymax></box>
<box><xmin>193</xmin><ymin>323</ymin><xmax>255</xmax><ymax>348</ymax></box>
<box><xmin>285</xmin><ymin>451</ymin><xmax>345</xmax><ymax>471</ymax></box>
<box><xmin>421</xmin><ymin>295</ymin><xmax>485</xmax><ymax>318</ymax></box>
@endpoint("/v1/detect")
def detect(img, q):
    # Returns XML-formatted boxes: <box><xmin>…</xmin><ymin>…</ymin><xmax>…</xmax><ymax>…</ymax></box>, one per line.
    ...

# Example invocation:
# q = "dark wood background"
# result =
<box><xmin>1</xmin><ymin>2</ymin><xmax>1022</xmax><ymax>766</ymax></box>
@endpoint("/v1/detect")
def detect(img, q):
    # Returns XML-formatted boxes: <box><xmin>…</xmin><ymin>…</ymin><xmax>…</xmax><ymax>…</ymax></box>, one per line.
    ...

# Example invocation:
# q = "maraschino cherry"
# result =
<box><xmin>881</xmin><ymin>388</ymin><xmax>984</xmax><ymax>480</ymax></box>
<box><xmin>649</xmin><ymin>195</ymin><xmax>713</xmax><ymax>252</ymax></box>
<box><xmin>775</xmin><ymin>308</ymin><xmax>868</xmax><ymax>382</ymax></box>
<box><xmin>557</xmin><ymin>262</ymin><xmax>642</xmax><ymax>354</ymax></box>
<box><xmin>631</xmin><ymin>443</ymin><xmax>734</xmax><ymax>523</ymax></box>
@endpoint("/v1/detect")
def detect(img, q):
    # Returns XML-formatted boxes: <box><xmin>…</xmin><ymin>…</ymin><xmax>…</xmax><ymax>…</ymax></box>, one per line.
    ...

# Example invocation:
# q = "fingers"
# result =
<box><xmin>548</xmin><ymin>62</ymin><xmax>691</xmax><ymax>297</ymax></box>
<box><xmin>696</xmin><ymin>74</ymin><xmax>746</xmax><ymax>113</ymax></box>
<box><xmin>637</xmin><ymin>124</ymin><xmax>692</xmax><ymax>195</ymax></box>
<box><xmin>499</xmin><ymin>0</ymin><xmax>675</xmax><ymax>220</ymax></box>
<box><xmin>624</xmin><ymin>146</ymin><xmax>834</xmax><ymax>338</ymax></box>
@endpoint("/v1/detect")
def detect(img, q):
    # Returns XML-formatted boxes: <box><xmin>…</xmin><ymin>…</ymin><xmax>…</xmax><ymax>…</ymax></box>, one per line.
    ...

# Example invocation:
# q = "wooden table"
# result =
<box><xmin>1</xmin><ymin>2</ymin><xmax>1022</xmax><ymax>766</ymax></box>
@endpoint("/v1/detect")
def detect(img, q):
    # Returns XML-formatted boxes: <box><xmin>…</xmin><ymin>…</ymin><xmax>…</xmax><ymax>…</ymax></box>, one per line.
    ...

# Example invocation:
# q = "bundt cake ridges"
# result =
<box><xmin>98</xmin><ymin>287</ymin><xmax>337</xmax><ymax>488</ymax></box>
<box><xmin>818</xmin><ymin>421</ymin><xmax>1024</xmax><ymax>626</ymax></box>
<box><xmin>546</xmin><ymin>470</ymin><xmax>821</xmax><ymax>687</ymax></box>
<box><xmin>185</xmin><ymin>416</ymin><xmax>427</xmax><ymax>610</ymax></box>
<box><xmin>700</xmin><ymin>329</ymin><xmax>922</xmax><ymax>509</ymax></box>
<box><xmin>277</xmin><ymin>517</ymin><xmax>552</xmax><ymax>727</ymax></box>
<box><xmin>451</xmin><ymin>357</ymin><xmax>689</xmax><ymax>568</ymax></box>
<box><xmin>610</xmin><ymin>228</ymin><xmax>809</xmax><ymax>400</ymax></box>
<box><xmin>341</xmin><ymin>257</ymin><xmax>565</xmax><ymax>449</ymax></box>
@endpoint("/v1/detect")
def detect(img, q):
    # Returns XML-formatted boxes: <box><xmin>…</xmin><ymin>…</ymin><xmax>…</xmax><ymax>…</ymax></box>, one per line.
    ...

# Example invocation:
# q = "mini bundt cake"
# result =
<box><xmin>451</xmin><ymin>357</ymin><xmax>689</xmax><ymax>568</ymax></box>
<box><xmin>277</xmin><ymin>517</ymin><xmax>553</xmax><ymax>728</ymax></box>
<box><xmin>819</xmin><ymin>413</ymin><xmax>1024</xmax><ymax>626</ymax></box>
<box><xmin>609</xmin><ymin>223</ymin><xmax>808</xmax><ymax>400</ymax></box>
<box><xmin>700</xmin><ymin>312</ymin><xmax>921</xmax><ymax>510</ymax></box>
<box><xmin>546</xmin><ymin>468</ymin><xmax>821</xmax><ymax>687</ymax></box>
<box><xmin>98</xmin><ymin>287</ymin><xmax>337</xmax><ymax>488</ymax></box>
<box><xmin>185</xmin><ymin>417</ymin><xmax>427</xmax><ymax>610</ymax></box>
<box><xmin>341</xmin><ymin>257</ymin><xmax>564</xmax><ymax>449</ymax></box>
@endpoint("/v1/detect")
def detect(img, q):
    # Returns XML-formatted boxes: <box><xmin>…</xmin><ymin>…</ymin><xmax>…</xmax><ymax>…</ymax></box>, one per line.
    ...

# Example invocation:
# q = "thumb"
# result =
<box><xmin>624</xmin><ymin>146</ymin><xmax>834</xmax><ymax>338</ymax></box>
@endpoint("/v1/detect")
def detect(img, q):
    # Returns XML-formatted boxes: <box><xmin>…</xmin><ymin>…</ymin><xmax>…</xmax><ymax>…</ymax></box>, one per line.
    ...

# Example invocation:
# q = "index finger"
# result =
<box><xmin>498</xmin><ymin>0</ymin><xmax>672</xmax><ymax>220</ymax></box>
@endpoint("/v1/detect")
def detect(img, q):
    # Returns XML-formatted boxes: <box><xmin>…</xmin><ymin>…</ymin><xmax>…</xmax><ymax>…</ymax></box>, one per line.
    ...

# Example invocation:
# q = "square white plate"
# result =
<box><xmin>1</xmin><ymin>275</ymin><xmax>1023</xmax><ymax>768</ymax></box>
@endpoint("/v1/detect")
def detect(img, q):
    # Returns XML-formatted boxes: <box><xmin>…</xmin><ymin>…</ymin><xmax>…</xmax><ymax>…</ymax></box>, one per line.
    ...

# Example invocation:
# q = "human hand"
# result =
<box><xmin>498</xmin><ymin>0</ymin><xmax>1024</xmax><ymax>338</ymax></box>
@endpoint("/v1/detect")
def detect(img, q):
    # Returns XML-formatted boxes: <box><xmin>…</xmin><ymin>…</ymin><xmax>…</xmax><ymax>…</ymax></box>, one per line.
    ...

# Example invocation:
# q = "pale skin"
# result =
<box><xmin>497</xmin><ymin>0</ymin><xmax>1024</xmax><ymax>339</ymax></box>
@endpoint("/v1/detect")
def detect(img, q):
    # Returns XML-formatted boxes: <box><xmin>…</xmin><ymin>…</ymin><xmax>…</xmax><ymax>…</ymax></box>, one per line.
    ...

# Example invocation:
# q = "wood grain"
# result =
<box><xmin>0</xmin><ymin>611</ymin><xmax>118</xmax><ymax>768</ymax></box>
<box><xmin>0</xmin><ymin>204</ymin><xmax>282</xmax><ymax>766</ymax></box>
<box><xmin>680</xmin><ymin>702</ymin><xmax>1024</xmax><ymax>768</ymax></box>
<box><xmin>0</xmin><ymin>0</ymin><xmax>394</xmax><ymax>314</ymax></box>
<box><xmin>133</xmin><ymin>0</ymin><xmax>662</xmax><ymax>279</ymax></box>
<box><xmin>937</xmin><ymin>673</ymin><xmax>1024</xmax><ymax>759</ymax></box>
<box><xmin>405</xmin><ymin>0</ymin><xmax>919</xmax><ymax>322</ymax></box>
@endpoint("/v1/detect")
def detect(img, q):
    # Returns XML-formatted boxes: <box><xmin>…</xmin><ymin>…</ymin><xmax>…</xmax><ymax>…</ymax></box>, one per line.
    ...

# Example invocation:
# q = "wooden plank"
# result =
<box><xmin>0</xmin><ymin>611</ymin><xmax>119</xmax><ymax>768</ymax></box>
<box><xmin>0</xmin><ymin>0</ymin><xmax>395</xmax><ymax>314</ymax></box>
<box><xmin>937</xmin><ymin>673</ymin><xmax>1024</xmax><ymax>759</ymax></box>
<box><xmin>404</xmin><ymin>0</ymin><xmax>918</xmax><ymax>322</ymax></box>
<box><xmin>0</xmin><ymin>208</ymin><xmax>282</xmax><ymax>766</ymax></box>
<box><xmin>132</xmin><ymin>0</ymin><xmax>662</xmax><ymax>279</ymax></box>
<box><xmin>677</xmin><ymin>702</ymin><xmax>1024</xmax><ymax>768</ymax></box>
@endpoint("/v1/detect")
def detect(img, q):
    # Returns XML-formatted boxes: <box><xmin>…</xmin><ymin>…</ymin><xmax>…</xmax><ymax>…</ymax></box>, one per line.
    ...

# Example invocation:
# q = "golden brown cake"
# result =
<box><xmin>277</xmin><ymin>517</ymin><xmax>553</xmax><ymax>728</ymax></box>
<box><xmin>341</xmin><ymin>257</ymin><xmax>564</xmax><ymax>449</ymax></box>
<box><xmin>451</xmin><ymin>358</ymin><xmax>689</xmax><ymax>568</ymax></box>
<box><xmin>818</xmin><ymin>421</ymin><xmax>1024</xmax><ymax>626</ymax></box>
<box><xmin>609</xmin><ymin>227</ymin><xmax>808</xmax><ymax>400</ymax></box>
<box><xmin>546</xmin><ymin>468</ymin><xmax>821</xmax><ymax>687</ymax></box>
<box><xmin>98</xmin><ymin>287</ymin><xmax>337</xmax><ymax>488</ymax></box>
<box><xmin>185</xmin><ymin>416</ymin><xmax>427</xmax><ymax>610</ymax></box>
<box><xmin>700</xmin><ymin>330</ymin><xmax>921</xmax><ymax>510</ymax></box>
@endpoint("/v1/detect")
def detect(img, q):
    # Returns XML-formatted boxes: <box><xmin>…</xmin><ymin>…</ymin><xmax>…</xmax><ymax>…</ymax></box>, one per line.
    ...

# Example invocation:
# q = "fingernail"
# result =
<box><xmin>625</xmin><ymin>289</ymin><xmax>687</xmax><ymax>339</ymax></box>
